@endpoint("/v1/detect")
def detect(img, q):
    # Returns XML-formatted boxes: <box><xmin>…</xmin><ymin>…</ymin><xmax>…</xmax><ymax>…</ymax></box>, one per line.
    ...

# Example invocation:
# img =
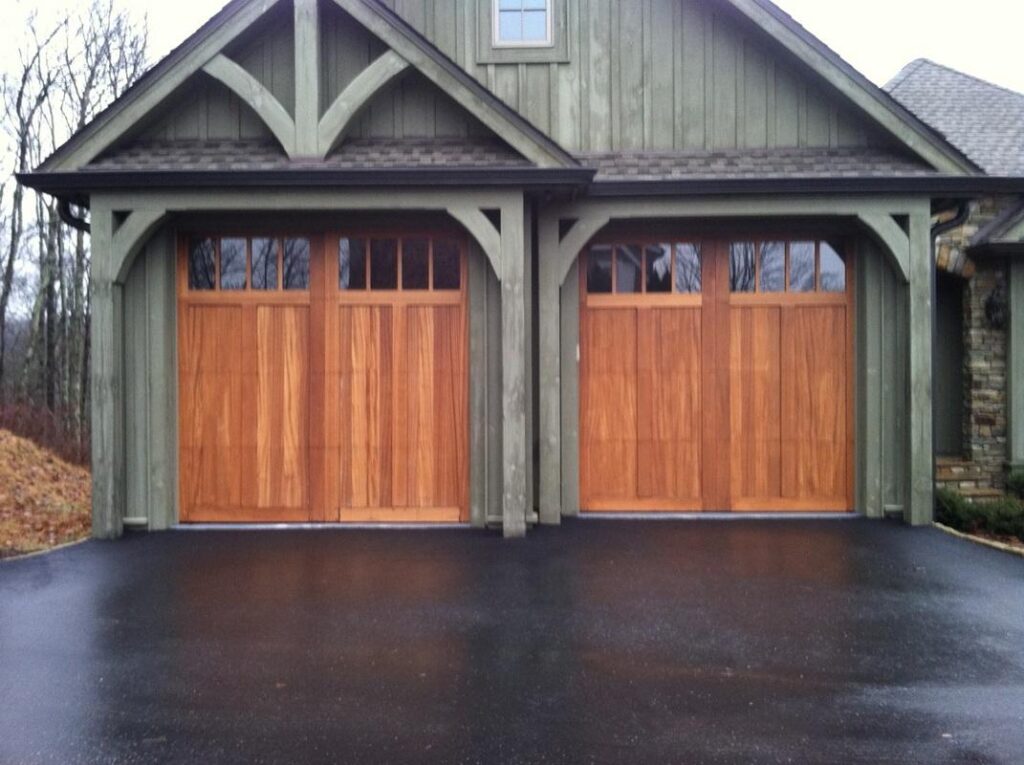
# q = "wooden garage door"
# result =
<box><xmin>177</xmin><ymin>233</ymin><xmax>468</xmax><ymax>523</ymax></box>
<box><xmin>580</xmin><ymin>238</ymin><xmax>853</xmax><ymax>513</ymax></box>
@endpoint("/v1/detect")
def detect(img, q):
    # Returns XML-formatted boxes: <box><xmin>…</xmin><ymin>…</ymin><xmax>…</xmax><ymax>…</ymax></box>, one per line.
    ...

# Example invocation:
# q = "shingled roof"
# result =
<box><xmin>579</xmin><ymin>147</ymin><xmax>936</xmax><ymax>182</ymax></box>
<box><xmin>886</xmin><ymin>59</ymin><xmax>1024</xmax><ymax>177</ymax></box>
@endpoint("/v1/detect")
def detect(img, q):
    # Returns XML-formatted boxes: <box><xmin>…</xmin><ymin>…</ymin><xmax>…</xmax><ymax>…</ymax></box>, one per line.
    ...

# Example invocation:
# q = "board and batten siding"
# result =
<box><xmin>133</xmin><ymin>0</ymin><xmax>889</xmax><ymax>153</ymax></box>
<box><xmin>380</xmin><ymin>0</ymin><xmax>890</xmax><ymax>152</ymax></box>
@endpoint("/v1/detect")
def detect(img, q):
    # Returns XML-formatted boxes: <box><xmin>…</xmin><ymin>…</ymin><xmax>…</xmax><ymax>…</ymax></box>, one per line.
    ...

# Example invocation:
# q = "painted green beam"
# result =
<box><xmin>906</xmin><ymin>209</ymin><xmax>934</xmax><ymax>525</ymax></box>
<box><xmin>203</xmin><ymin>54</ymin><xmax>297</xmax><ymax>157</ymax></box>
<box><xmin>294</xmin><ymin>0</ymin><xmax>320</xmax><ymax>157</ymax></box>
<box><xmin>1009</xmin><ymin>260</ymin><xmax>1024</xmax><ymax>469</ymax></box>
<box><xmin>318</xmin><ymin>51</ymin><xmax>410</xmax><ymax>157</ymax></box>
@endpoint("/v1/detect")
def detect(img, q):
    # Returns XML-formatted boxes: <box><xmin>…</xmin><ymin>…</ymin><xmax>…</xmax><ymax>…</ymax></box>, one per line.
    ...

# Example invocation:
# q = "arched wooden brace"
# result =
<box><xmin>317</xmin><ymin>51</ymin><xmax>410</xmax><ymax>157</ymax></box>
<box><xmin>537</xmin><ymin>200</ymin><xmax>921</xmax><ymax>527</ymax></box>
<box><xmin>202</xmin><ymin>55</ymin><xmax>297</xmax><ymax>158</ymax></box>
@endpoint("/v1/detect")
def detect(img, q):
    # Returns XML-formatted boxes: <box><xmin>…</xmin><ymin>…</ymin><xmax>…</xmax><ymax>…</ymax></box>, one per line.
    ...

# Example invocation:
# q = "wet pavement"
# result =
<box><xmin>0</xmin><ymin>518</ymin><xmax>1022</xmax><ymax>764</ymax></box>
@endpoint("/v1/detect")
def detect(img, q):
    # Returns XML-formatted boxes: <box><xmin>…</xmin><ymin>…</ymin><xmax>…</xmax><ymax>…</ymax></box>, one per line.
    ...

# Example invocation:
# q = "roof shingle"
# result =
<box><xmin>87</xmin><ymin>137</ymin><xmax>533</xmax><ymax>172</ymax></box>
<box><xmin>886</xmin><ymin>59</ymin><xmax>1024</xmax><ymax>177</ymax></box>
<box><xmin>578</xmin><ymin>147</ymin><xmax>936</xmax><ymax>182</ymax></box>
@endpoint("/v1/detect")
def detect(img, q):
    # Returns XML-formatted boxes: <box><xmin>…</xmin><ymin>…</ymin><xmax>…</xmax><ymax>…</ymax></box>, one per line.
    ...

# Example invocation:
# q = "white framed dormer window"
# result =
<box><xmin>493</xmin><ymin>0</ymin><xmax>553</xmax><ymax>48</ymax></box>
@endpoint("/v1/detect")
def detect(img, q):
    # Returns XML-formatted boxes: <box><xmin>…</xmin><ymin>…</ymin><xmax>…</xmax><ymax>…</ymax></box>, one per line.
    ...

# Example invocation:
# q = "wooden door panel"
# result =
<box><xmin>780</xmin><ymin>306</ymin><xmax>847</xmax><ymax>502</ymax></box>
<box><xmin>581</xmin><ymin>308</ymin><xmax>638</xmax><ymax>504</ymax></box>
<box><xmin>338</xmin><ymin>305</ymin><xmax>394</xmax><ymax>513</ymax></box>
<box><xmin>729</xmin><ymin>306</ymin><xmax>782</xmax><ymax>503</ymax></box>
<box><xmin>637</xmin><ymin>308</ymin><xmax>702</xmax><ymax>504</ymax></box>
<box><xmin>180</xmin><ymin>305</ymin><xmax>244</xmax><ymax>515</ymax></box>
<box><xmin>253</xmin><ymin>306</ymin><xmax>309</xmax><ymax>510</ymax></box>
<box><xmin>405</xmin><ymin>306</ymin><xmax>467</xmax><ymax>512</ymax></box>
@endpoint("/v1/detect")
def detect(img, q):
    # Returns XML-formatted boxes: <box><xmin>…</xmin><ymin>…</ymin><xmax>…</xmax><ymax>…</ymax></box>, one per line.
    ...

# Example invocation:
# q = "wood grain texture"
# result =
<box><xmin>177</xmin><ymin>233</ymin><xmax>467</xmax><ymax>524</ymax></box>
<box><xmin>579</xmin><ymin>238</ymin><xmax>854</xmax><ymax>514</ymax></box>
<box><xmin>728</xmin><ymin>305</ymin><xmax>782</xmax><ymax>502</ymax></box>
<box><xmin>580</xmin><ymin>308</ymin><xmax>638</xmax><ymax>505</ymax></box>
<box><xmin>637</xmin><ymin>308</ymin><xmax>702</xmax><ymax>503</ymax></box>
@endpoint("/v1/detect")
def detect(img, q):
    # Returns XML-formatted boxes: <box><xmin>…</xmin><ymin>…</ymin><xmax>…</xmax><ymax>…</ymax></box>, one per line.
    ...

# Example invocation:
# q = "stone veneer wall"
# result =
<box><xmin>935</xmin><ymin>197</ymin><xmax>1013</xmax><ymax>493</ymax></box>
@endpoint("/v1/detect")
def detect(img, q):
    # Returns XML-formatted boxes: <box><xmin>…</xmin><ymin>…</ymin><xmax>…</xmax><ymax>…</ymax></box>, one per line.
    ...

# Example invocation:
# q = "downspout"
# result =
<box><xmin>930</xmin><ymin>201</ymin><xmax>971</xmax><ymax>503</ymax></box>
<box><xmin>57</xmin><ymin>198</ymin><xmax>91</xmax><ymax>234</ymax></box>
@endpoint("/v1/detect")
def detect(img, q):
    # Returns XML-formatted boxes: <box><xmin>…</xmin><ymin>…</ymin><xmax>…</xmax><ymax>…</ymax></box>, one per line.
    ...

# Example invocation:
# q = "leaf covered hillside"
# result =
<box><xmin>0</xmin><ymin>430</ymin><xmax>90</xmax><ymax>558</ymax></box>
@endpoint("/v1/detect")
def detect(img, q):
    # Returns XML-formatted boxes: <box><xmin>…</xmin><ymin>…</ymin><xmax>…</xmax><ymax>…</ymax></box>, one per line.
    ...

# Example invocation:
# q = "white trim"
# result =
<box><xmin>492</xmin><ymin>0</ymin><xmax>554</xmax><ymax>49</ymax></box>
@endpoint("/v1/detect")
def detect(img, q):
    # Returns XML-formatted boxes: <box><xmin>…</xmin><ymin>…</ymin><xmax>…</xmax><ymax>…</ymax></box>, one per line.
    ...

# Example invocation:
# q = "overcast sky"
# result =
<box><xmin>2</xmin><ymin>0</ymin><xmax>1023</xmax><ymax>93</ymax></box>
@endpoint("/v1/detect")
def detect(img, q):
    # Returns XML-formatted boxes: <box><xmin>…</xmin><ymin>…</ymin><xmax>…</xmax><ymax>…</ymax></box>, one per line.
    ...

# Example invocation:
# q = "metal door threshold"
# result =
<box><xmin>173</xmin><ymin>523</ymin><xmax>470</xmax><ymax>531</ymax></box>
<box><xmin>579</xmin><ymin>512</ymin><xmax>860</xmax><ymax>521</ymax></box>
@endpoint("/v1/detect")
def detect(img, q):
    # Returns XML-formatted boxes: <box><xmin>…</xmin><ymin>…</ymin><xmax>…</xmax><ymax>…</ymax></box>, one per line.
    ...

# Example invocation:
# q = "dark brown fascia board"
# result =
<box><xmin>16</xmin><ymin>167</ymin><xmax>597</xmax><ymax>197</ymax></box>
<box><xmin>586</xmin><ymin>176</ymin><xmax>1024</xmax><ymax>198</ymax></box>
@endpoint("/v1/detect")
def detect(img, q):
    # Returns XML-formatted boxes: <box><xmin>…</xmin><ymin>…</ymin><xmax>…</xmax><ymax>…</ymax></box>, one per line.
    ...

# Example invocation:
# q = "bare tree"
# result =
<box><xmin>2</xmin><ymin>1</ymin><xmax>148</xmax><ymax>457</ymax></box>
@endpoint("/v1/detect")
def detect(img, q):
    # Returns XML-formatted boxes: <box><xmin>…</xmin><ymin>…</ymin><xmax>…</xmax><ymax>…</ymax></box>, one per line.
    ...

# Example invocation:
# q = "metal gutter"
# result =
<box><xmin>17</xmin><ymin>167</ymin><xmax>597</xmax><ymax>196</ymax></box>
<box><xmin>585</xmin><ymin>176</ymin><xmax>1024</xmax><ymax>198</ymax></box>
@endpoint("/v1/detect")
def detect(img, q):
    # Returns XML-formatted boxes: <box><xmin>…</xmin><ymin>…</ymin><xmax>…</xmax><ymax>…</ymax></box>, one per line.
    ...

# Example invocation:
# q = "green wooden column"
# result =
<box><xmin>501</xmin><ymin>195</ymin><xmax>529</xmax><ymax>537</ymax></box>
<box><xmin>1008</xmin><ymin>259</ymin><xmax>1024</xmax><ymax>469</ymax></box>
<box><xmin>89</xmin><ymin>204</ymin><xmax>125</xmax><ymax>539</ymax></box>
<box><xmin>537</xmin><ymin>212</ymin><xmax>562</xmax><ymax>524</ymax></box>
<box><xmin>906</xmin><ymin>209</ymin><xmax>935</xmax><ymax>525</ymax></box>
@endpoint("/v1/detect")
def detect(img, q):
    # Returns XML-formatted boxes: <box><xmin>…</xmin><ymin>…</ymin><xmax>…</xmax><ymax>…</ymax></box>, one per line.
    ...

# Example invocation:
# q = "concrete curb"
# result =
<box><xmin>934</xmin><ymin>522</ymin><xmax>1024</xmax><ymax>559</ymax></box>
<box><xmin>0</xmin><ymin>537</ymin><xmax>90</xmax><ymax>564</ymax></box>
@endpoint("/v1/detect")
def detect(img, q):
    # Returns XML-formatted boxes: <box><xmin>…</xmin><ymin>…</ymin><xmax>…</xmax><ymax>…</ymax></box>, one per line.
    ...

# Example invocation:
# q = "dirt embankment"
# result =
<box><xmin>0</xmin><ymin>429</ymin><xmax>91</xmax><ymax>558</ymax></box>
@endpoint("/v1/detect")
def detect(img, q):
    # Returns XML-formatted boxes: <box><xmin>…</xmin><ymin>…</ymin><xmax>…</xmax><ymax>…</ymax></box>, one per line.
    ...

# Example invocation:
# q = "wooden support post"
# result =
<box><xmin>906</xmin><ymin>210</ymin><xmax>934</xmax><ymax>526</ymax></box>
<box><xmin>501</xmin><ymin>195</ymin><xmax>528</xmax><ymax>538</ymax></box>
<box><xmin>856</xmin><ymin>242</ymin><xmax>884</xmax><ymax>518</ymax></box>
<box><xmin>90</xmin><ymin>206</ymin><xmax>126</xmax><ymax>539</ymax></box>
<box><xmin>1009</xmin><ymin>260</ymin><xmax>1024</xmax><ymax>469</ymax></box>
<box><xmin>538</xmin><ymin>212</ymin><xmax>562</xmax><ymax>524</ymax></box>
<box><xmin>294</xmin><ymin>0</ymin><xmax>320</xmax><ymax>157</ymax></box>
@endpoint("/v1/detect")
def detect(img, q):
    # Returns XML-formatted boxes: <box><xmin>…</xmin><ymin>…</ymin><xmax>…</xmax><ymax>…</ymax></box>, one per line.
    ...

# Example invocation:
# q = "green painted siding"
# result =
<box><xmin>381</xmin><ymin>0</ymin><xmax>891</xmax><ymax>152</ymax></box>
<box><xmin>123</xmin><ymin>228</ymin><xmax>178</xmax><ymax>531</ymax></box>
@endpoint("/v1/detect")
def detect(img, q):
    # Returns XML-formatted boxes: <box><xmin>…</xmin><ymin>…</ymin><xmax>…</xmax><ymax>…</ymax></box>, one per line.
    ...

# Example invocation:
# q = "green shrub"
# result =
<box><xmin>1006</xmin><ymin>469</ymin><xmax>1024</xmax><ymax>500</ymax></box>
<box><xmin>935</xmin><ymin>488</ymin><xmax>1024</xmax><ymax>543</ymax></box>
<box><xmin>935</xmin><ymin>487</ymin><xmax>975</xmax><ymax>530</ymax></box>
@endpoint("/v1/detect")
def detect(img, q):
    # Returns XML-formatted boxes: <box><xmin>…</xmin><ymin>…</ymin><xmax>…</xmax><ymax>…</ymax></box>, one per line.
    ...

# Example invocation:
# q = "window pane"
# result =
<box><xmin>729</xmin><ymin>242</ymin><xmax>756</xmax><ymax>292</ymax></box>
<box><xmin>282</xmin><ymin>238</ymin><xmax>310</xmax><ymax>290</ymax></box>
<box><xmin>251</xmin><ymin>238</ymin><xmax>279</xmax><ymax>290</ymax></box>
<box><xmin>370</xmin><ymin>239</ymin><xmax>399</xmax><ymax>290</ymax></box>
<box><xmin>188</xmin><ymin>238</ymin><xmax>216</xmax><ymax>290</ymax></box>
<box><xmin>789</xmin><ymin>241</ymin><xmax>816</xmax><ymax>293</ymax></box>
<box><xmin>675</xmin><ymin>243</ymin><xmax>702</xmax><ymax>293</ymax></box>
<box><xmin>820</xmin><ymin>242</ymin><xmax>846</xmax><ymax>292</ymax></box>
<box><xmin>645</xmin><ymin>244</ymin><xmax>672</xmax><ymax>293</ymax></box>
<box><xmin>499</xmin><ymin>0</ymin><xmax>523</xmax><ymax>9</ymax></box>
<box><xmin>587</xmin><ymin>246</ymin><xmax>612</xmax><ymax>293</ymax></box>
<box><xmin>339</xmin><ymin>237</ymin><xmax>366</xmax><ymax>290</ymax></box>
<box><xmin>219</xmin><ymin>238</ymin><xmax>246</xmax><ymax>290</ymax></box>
<box><xmin>402</xmin><ymin>238</ymin><xmax>430</xmax><ymax>290</ymax></box>
<box><xmin>759</xmin><ymin>241</ymin><xmax>785</xmax><ymax>293</ymax></box>
<box><xmin>523</xmin><ymin>0</ymin><xmax>547</xmax><ymax>8</ymax></box>
<box><xmin>498</xmin><ymin>11</ymin><xmax>521</xmax><ymax>41</ymax></box>
<box><xmin>433</xmin><ymin>240</ymin><xmax>461</xmax><ymax>290</ymax></box>
<box><xmin>522</xmin><ymin>10</ymin><xmax>548</xmax><ymax>41</ymax></box>
<box><xmin>615</xmin><ymin>245</ymin><xmax>642</xmax><ymax>294</ymax></box>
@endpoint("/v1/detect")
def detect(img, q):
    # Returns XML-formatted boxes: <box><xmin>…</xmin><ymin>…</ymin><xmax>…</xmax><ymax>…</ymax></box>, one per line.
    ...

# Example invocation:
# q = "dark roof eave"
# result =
<box><xmin>586</xmin><ymin>176</ymin><xmax>1024</xmax><ymax>197</ymax></box>
<box><xmin>17</xmin><ymin>167</ymin><xmax>597</xmax><ymax>197</ymax></box>
<box><xmin>968</xmin><ymin>242</ymin><xmax>1024</xmax><ymax>258</ymax></box>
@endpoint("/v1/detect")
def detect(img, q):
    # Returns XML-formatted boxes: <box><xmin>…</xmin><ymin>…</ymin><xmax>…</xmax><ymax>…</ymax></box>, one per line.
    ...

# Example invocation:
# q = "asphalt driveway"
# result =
<box><xmin>1</xmin><ymin>519</ymin><xmax>1022</xmax><ymax>764</ymax></box>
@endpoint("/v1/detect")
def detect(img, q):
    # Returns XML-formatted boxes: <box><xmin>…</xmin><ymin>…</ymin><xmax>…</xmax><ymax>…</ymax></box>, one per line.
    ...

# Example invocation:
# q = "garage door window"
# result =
<box><xmin>731</xmin><ymin>239</ymin><xmax>847</xmax><ymax>294</ymax></box>
<box><xmin>587</xmin><ymin>242</ymin><xmax>703</xmax><ymax>296</ymax></box>
<box><xmin>342</xmin><ymin>236</ymin><xmax>464</xmax><ymax>293</ymax></box>
<box><xmin>188</xmin><ymin>236</ymin><xmax>309</xmax><ymax>292</ymax></box>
